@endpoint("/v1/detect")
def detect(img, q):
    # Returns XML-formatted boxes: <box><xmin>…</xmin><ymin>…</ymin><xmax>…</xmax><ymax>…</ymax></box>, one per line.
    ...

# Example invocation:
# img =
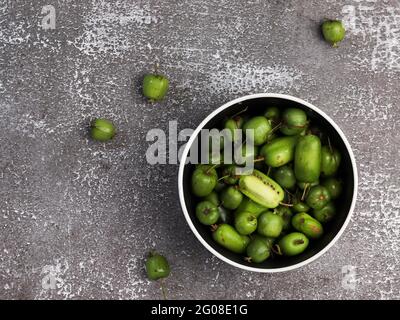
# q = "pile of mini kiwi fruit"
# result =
<box><xmin>191</xmin><ymin>106</ymin><xmax>343</xmax><ymax>264</ymax></box>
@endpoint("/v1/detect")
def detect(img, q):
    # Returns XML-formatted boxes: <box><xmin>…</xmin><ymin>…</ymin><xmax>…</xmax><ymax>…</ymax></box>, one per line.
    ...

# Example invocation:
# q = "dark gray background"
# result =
<box><xmin>0</xmin><ymin>0</ymin><xmax>399</xmax><ymax>299</ymax></box>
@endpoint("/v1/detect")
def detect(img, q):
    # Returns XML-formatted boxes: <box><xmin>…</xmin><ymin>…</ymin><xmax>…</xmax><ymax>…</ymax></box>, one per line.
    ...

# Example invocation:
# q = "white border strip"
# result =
<box><xmin>178</xmin><ymin>93</ymin><xmax>358</xmax><ymax>273</ymax></box>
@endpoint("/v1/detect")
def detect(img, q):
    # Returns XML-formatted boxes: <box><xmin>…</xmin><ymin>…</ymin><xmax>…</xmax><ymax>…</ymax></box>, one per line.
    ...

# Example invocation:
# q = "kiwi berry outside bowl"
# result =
<box><xmin>178</xmin><ymin>93</ymin><xmax>358</xmax><ymax>273</ymax></box>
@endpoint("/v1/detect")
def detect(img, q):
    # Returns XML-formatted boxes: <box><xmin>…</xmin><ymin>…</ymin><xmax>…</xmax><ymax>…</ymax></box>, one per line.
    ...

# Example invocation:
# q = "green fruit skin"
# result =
<box><xmin>142</xmin><ymin>74</ymin><xmax>169</xmax><ymax>101</ymax></box>
<box><xmin>274</xmin><ymin>206</ymin><xmax>293</xmax><ymax>230</ymax></box>
<box><xmin>313</xmin><ymin>202</ymin><xmax>336</xmax><ymax>223</ymax></box>
<box><xmin>238</xmin><ymin>170</ymin><xmax>284</xmax><ymax>208</ymax></box>
<box><xmin>293</xmin><ymin>201</ymin><xmax>310</xmax><ymax>213</ymax></box>
<box><xmin>297</xmin><ymin>180</ymin><xmax>319</xmax><ymax>190</ymax></box>
<box><xmin>280</xmin><ymin>126</ymin><xmax>303</xmax><ymax>136</ymax></box>
<box><xmin>253</xmin><ymin>234</ymin><xmax>275</xmax><ymax>249</ymax></box>
<box><xmin>280</xmin><ymin>108</ymin><xmax>308</xmax><ymax>136</ymax></box>
<box><xmin>294</xmin><ymin>135</ymin><xmax>322</xmax><ymax>182</ymax></box>
<box><xmin>146</xmin><ymin>253</ymin><xmax>170</xmax><ymax>280</ymax></box>
<box><xmin>213</xmin><ymin>224</ymin><xmax>250</xmax><ymax>254</ymax></box>
<box><xmin>195</xmin><ymin>201</ymin><xmax>220</xmax><ymax>225</ymax></box>
<box><xmin>321</xmin><ymin>146</ymin><xmax>341</xmax><ymax>177</ymax></box>
<box><xmin>246</xmin><ymin>237</ymin><xmax>270</xmax><ymax>263</ymax></box>
<box><xmin>220</xmin><ymin>186</ymin><xmax>243</xmax><ymax>210</ymax></box>
<box><xmin>224</xmin><ymin>118</ymin><xmax>243</xmax><ymax>143</ymax></box>
<box><xmin>191</xmin><ymin>166</ymin><xmax>217</xmax><ymax>197</ymax></box>
<box><xmin>259</xmin><ymin>136</ymin><xmax>298</xmax><ymax>168</ymax></box>
<box><xmin>278</xmin><ymin>232</ymin><xmax>309</xmax><ymax>256</ymax></box>
<box><xmin>322</xmin><ymin>20</ymin><xmax>346</xmax><ymax>46</ymax></box>
<box><xmin>292</xmin><ymin>212</ymin><xmax>324</xmax><ymax>239</ymax></box>
<box><xmin>234</xmin><ymin>211</ymin><xmax>258</xmax><ymax>235</ymax></box>
<box><xmin>234</xmin><ymin>197</ymin><xmax>266</xmax><ymax>218</ymax></box>
<box><xmin>322</xmin><ymin>178</ymin><xmax>342</xmax><ymax>199</ymax></box>
<box><xmin>264</xmin><ymin>106</ymin><xmax>280</xmax><ymax>122</ymax></box>
<box><xmin>195</xmin><ymin>164</ymin><xmax>210</xmax><ymax>170</ymax></box>
<box><xmin>243</xmin><ymin>116</ymin><xmax>272</xmax><ymax>146</ymax></box>
<box><xmin>306</xmin><ymin>185</ymin><xmax>331</xmax><ymax>210</ymax></box>
<box><xmin>273</xmin><ymin>165</ymin><xmax>296</xmax><ymax>189</ymax></box>
<box><xmin>203</xmin><ymin>191</ymin><xmax>220</xmax><ymax>206</ymax></box>
<box><xmin>257</xmin><ymin>211</ymin><xmax>284</xmax><ymax>238</ymax></box>
<box><xmin>218</xmin><ymin>206</ymin><xmax>233</xmax><ymax>224</ymax></box>
<box><xmin>222</xmin><ymin>165</ymin><xmax>240</xmax><ymax>185</ymax></box>
<box><xmin>90</xmin><ymin>118</ymin><xmax>116</xmax><ymax>142</ymax></box>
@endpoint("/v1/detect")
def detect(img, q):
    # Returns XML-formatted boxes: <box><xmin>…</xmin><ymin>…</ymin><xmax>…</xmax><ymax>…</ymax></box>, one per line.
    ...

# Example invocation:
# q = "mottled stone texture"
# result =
<box><xmin>0</xmin><ymin>0</ymin><xmax>399</xmax><ymax>300</ymax></box>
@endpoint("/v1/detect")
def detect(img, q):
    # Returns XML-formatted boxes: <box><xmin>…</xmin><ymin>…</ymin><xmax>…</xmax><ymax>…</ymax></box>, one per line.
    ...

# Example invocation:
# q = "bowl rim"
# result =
<box><xmin>178</xmin><ymin>93</ymin><xmax>358</xmax><ymax>273</ymax></box>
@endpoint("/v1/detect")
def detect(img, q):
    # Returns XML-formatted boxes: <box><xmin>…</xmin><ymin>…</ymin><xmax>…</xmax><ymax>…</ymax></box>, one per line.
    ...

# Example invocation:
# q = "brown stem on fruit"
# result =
<box><xmin>160</xmin><ymin>278</ymin><xmax>167</xmax><ymax>300</ymax></box>
<box><xmin>272</xmin><ymin>244</ymin><xmax>283</xmax><ymax>256</ymax></box>
<box><xmin>231</xmin><ymin>106</ymin><xmax>248</xmax><ymax>119</ymax></box>
<box><xmin>244</xmin><ymin>257</ymin><xmax>252</xmax><ymax>263</ymax></box>
<box><xmin>206</xmin><ymin>164</ymin><xmax>218</xmax><ymax>174</ymax></box>
<box><xmin>149</xmin><ymin>250</ymin><xmax>156</xmax><ymax>257</ymax></box>
<box><xmin>268</xmin><ymin>122</ymin><xmax>282</xmax><ymax>135</ymax></box>
<box><xmin>233</xmin><ymin>116</ymin><xmax>242</xmax><ymax>124</ymax></box>
<box><xmin>154</xmin><ymin>62</ymin><xmax>160</xmax><ymax>74</ymax></box>
<box><xmin>284</xmin><ymin>188</ymin><xmax>295</xmax><ymax>197</ymax></box>
<box><xmin>294</xmin><ymin>189</ymin><xmax>300</xmax><ymax>201</ymax></box>
<box><xmin>327</xmin><ymin>137</ymin><xmax>339</xmax><ymax>166</ymax></box>
<box><xmin>284</xmin><ymin>189</ymin><xmax>294</xmax><ymax>204</ymax></box>
<box><xmin>290</xmin><ymin>123</ymin><xmax>307</xmax><ymax>129</ymax></box>
<box><xmin>253</xmin><ymin>157</ymin><xmax>264</xmax><ymax>163</ymax></box>
<box><xmin>210</xmin><ymin>224</ymin><xmax>219</xmax><ymax>232</ymax></box>
<box><xmin>328</xmin><ymin>137</ymin><xmax>333</xmax><ymax>154</ymax></box>
<box><xmin>301</xmin><ymin>183</ymin><xmax>310</xmax><ymax>201</ymax></box>
<box><xmin>217</xmin><ymin>175</ymin><xmax>230</xmax><ymax>182</ymax></box>
<box><xmin>280</xmin><ymin>202</ymin><xmax>293</xmax><ymax>207</ymax></box>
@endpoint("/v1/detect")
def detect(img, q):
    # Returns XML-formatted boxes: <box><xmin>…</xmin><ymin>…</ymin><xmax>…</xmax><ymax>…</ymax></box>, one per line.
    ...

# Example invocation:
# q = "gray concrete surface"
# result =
<box><xmin>0</xmin><ymin>0</ymin><xmax>399</xmax><ymax>300</ymax></box>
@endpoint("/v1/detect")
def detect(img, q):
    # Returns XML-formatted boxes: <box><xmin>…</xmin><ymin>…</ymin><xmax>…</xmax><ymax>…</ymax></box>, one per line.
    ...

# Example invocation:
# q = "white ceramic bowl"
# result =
<box><xmin>178</xmin><ymin>93</ymin><xmax>358</xmax><ymax>273</ymax></box>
